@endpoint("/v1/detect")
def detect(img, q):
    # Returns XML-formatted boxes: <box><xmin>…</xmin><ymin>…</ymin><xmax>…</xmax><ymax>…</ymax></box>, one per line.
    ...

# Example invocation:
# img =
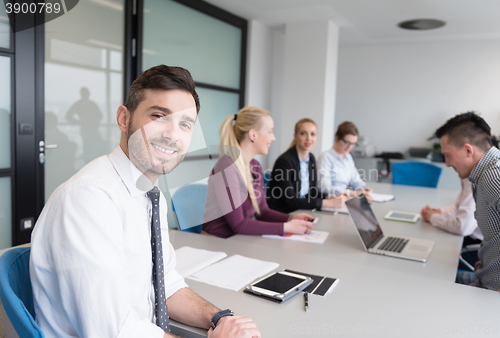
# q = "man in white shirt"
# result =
<box><xmin>30</xmin><ymin>65</ymin><xmax>260</xmax><ymax>338</ymax></box>
<box><xmin>420</xmin><ymin>178</ymin><xmax>483</xmax><ymax>241</ymax></box>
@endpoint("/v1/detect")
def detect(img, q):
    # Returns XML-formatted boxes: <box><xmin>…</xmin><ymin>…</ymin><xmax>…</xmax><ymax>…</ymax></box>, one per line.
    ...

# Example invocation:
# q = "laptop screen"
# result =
<box><xmin>345</xmin><ymin>196</ymin><xmax>384</xmax><ymax>250</ymax></box>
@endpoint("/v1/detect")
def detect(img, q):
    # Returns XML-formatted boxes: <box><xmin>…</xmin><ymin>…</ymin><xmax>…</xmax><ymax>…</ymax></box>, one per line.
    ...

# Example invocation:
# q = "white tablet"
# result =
<box><xmin>384</xmin><ymin>210</ymin><xmax>420</xmax><ymax>223</ymax></box>
<box><xmin>245</xmin><ymin>271</ymin><xmax>312</xmax><ymax>303</ymax></box>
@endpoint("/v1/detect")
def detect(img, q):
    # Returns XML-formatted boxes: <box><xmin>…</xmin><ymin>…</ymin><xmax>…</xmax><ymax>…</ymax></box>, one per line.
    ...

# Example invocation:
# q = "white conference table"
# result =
<box><xmin>2</xmin><ymin>183</ymin><xmax>499</xmax><ymax>338</ymax></box>
<box><xmin>170</xmin><ymin>182</ymin><xmax>500</xmax><ymax>337</ymax></box>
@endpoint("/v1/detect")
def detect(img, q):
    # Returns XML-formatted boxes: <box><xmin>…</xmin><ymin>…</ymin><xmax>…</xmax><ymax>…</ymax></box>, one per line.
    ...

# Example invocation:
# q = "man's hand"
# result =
<box><xmin>474</xmin><ymin>260</ymin><xmax>482</xmax><ymax>272</ymax></box>
<box><xmin>420</xmin><ymin>205</ymin><xmax>441</xmax><ymax>222</ymax></box>
<box><xmin>207</xmin><ymin>315</ymin><xmax>261</xmax><ymax>338</ymax></box>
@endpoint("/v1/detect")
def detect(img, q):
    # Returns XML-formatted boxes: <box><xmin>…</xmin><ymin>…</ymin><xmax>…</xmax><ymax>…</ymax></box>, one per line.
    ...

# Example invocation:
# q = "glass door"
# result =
<box><xmin>0</xmin><ymin>5</ymin><xmax>13</xmax><ymax>249</ymax></box>
<box><xmin>43</xmin><ymin>0</ymin><xmax>125</xmax><ymax>200</ymax></box>
<box><xmin>0</xmin><ymin>4</ymin><xmax>13</xmax><ymax>249</ymax></box>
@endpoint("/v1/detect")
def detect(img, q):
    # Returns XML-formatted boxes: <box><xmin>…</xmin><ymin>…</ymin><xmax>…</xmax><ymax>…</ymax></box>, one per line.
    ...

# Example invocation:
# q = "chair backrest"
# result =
<box><xmin>392</xmin><ymin>161</ymin><xmax>442</xmax><ymax>188</ymax></box>
<box><xmin>263</xmin><ymin>172</ymin><xmax>271</xmax><ymax>195</ymax></box>
<box><xmin>0</xmin><ymin>247</ymin><xmax>44</xmax><ymax>338</ymax></box>
<box><xmin>171</xmin><ymin>184</ymin><xmax>208</xmax><ymax>233</ymax></box>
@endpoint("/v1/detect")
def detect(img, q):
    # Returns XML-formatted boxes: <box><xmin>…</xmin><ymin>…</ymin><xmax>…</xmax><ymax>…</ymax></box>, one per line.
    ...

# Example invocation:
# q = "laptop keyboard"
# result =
<box><xmin>378</xmin><ymin>237</ymin><xmax>409</xmax><ymax>253</ymax></box>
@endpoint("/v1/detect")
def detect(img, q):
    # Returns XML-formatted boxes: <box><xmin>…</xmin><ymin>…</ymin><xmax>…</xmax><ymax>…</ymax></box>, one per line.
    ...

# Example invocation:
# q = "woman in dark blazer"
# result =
<box><xmin>267</xmin><ymin>118</ymin><xmax>347</xmax><ymax>213</ymax></box>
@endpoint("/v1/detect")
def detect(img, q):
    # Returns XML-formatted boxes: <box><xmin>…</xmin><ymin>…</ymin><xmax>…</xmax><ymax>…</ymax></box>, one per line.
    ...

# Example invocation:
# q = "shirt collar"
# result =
<box><xmin>329</xmin><ymin>148</ymin><xmax>345</xmax><ymax>161</ymax></box>
<box><xmin>298</xmin><ymin>154</ymin><xmax>310</xmax><ymax>165</ymax></box>
<box><xmin>108</xmin><ymin>146</ymin><xmax>158</xmax><ymax>196</ymax></box>
<box><xmin>469</xmin><ymin>146</ymin><xmax>500</xmax><ymax>184</ymax></box>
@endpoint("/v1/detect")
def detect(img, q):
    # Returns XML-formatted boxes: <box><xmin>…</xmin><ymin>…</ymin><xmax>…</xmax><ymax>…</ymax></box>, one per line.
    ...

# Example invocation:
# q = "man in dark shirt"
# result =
<box><xmin>435</xmin><ymin>111</ymin><xmax>500</xmax><ymax>291</ymax></box>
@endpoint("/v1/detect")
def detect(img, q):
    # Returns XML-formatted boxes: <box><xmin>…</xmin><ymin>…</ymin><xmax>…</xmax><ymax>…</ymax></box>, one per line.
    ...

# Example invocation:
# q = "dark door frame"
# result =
<box><xmin>11</xmin><ymin>8</ymin><xmax>45</xmax><ymax>246</ymax></box>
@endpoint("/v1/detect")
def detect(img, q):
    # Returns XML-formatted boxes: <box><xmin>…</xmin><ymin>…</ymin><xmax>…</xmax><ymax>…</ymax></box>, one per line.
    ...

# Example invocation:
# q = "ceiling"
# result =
<box><xmin>204</xmin><ymin>0</ymin><xmax>500</xmax><ymax>45</ymax></box>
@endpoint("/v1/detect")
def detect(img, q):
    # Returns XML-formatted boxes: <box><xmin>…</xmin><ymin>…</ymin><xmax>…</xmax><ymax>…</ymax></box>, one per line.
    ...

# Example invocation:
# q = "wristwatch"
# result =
<box><xmin>211</xmin><ymin>309</ymin><xmax>234</xmax><ymax>330</ymax></box>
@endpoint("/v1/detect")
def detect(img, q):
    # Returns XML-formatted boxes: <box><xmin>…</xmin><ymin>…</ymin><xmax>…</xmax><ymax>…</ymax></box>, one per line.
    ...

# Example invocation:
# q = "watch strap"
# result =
<box><xmin>211</xmin><ymin>309</ymin><xmax>234</xmax><ymax>330</ymax></box>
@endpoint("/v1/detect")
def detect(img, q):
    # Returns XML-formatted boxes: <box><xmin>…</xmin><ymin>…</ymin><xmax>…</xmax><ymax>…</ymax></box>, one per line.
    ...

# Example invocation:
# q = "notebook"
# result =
<box><xmin>284</xmin><ymin>269</ymin><xmax>339</xmax><ymax>296</ymax></box>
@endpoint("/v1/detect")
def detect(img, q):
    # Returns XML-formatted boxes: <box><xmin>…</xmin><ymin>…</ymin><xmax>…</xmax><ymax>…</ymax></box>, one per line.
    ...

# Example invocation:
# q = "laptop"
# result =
<box><xmin>345</xmin><ymin>196</ymin><xmax>434</xmax><ymax>262</ymax></box>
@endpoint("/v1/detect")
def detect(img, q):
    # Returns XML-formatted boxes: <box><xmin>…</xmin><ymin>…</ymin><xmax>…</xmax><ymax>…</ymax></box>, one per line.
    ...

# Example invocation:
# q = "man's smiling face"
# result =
<box><xmin>125</xmin><ymin>89</ymin><xmax>197</xmax><ymax>179</ymax></box>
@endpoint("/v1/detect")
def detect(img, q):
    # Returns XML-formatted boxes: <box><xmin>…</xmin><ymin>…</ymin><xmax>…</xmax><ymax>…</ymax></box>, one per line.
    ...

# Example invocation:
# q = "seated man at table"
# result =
<box><xmin>30</xmin><ymin>65</ymin><xmax>260</xmax><ymax>338</ymax></box>
<box><xmin>435</xmin><ymin>111</ymin><xmax>500</xmax><ymax>291</ymax></box>
<box><xmin>421</xmin><ymin>177</ymin><xmax>483</xmax><ymax>268</ymax></box>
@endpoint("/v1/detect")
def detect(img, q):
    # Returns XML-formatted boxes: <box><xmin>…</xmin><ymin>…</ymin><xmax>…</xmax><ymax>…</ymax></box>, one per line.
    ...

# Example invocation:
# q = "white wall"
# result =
<box><xmin>336</xmin><ymin>39</ymin><xmax>500</xmax><ymax>154</ymax></box>
<box><xmin>246</xmin><ymin>21</ymin><xmax>341</xmax><ymax>171</ymax></box>
<box><xmin>267</xmin><ymin>28</ymin><xmax>286</xmax><ymax>172</ymax></box>
<box><xmin>281</xmin><ymin>21</ymin><xmax>339</xmax><ymax>156</ymax></box>
<box><xmin>245</xmin><ymin>20</ymin><xmax>275</xmax><ymax>169</ymax></box>
<box><xmin>246</xmin><ymin>24</ymin><xmax>500</xmax><ymax>172</ymax></box>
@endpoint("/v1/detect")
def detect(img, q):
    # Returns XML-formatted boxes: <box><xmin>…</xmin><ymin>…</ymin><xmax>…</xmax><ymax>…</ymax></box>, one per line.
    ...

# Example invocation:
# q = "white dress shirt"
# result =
<box><xmin>298</xmin><ymin>154</ymin><xmax>310</xmax><ymax>198</ymax></box>
<box><xmin>317</xmin><ymin>148</ymin><xmax>366</xmax><ymax>195</ymax></box>
<box><xmin>30</xmin><ymin>146</ymin><xmax>187</xmax><ymax>338</ymax></box>
<box><xmin>430</xmin><ymin>178</ymin><xmax>483</xmax><ymax>240</ymax></box>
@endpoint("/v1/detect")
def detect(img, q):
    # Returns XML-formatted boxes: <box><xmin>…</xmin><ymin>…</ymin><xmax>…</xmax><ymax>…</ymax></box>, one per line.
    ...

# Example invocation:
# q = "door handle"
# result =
<box><xmin>39</xmin><ymin>140</ymin><xmax>59</xmax><ymax>164</ymax></box>
<box><xmin>39</xmin><ymin>140</ymin><xmax>58</xmax><ymax>151</ymax></box>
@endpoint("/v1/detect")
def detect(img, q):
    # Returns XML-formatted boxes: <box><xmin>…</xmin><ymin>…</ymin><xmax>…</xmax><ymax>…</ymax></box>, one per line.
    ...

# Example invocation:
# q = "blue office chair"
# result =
<box><xmin>171</xmin><ymin>184</ymin><xmax>208</xmax><ymax>233</ymax></box>
<box><xmin>0</xmin><ymin>247</ymin><xmax>44</xmax><ymax>338</ymax></box>
<box><xmin>263</xmin><ymin>172</ymin><xmax>271</xmax><ymax>194</ymax></box>
<box><xmin>392</xmin><ymin>161</ymin><xmax>442</xmax><ymax>188</ymax></box>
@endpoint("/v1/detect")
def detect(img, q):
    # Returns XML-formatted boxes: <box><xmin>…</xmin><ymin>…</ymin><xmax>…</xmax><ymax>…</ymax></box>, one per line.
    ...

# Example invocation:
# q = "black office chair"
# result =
<box><xmin>458</xmin><ymin>241</ymin><xmax>481</xmax><ymax>272</ymax></box>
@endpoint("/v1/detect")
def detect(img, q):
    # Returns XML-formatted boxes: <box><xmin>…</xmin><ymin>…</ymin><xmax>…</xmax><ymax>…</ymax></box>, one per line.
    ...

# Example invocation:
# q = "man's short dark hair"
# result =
<box><xmin>125</xmin><ymin>65</ymin><xmax>200</xmax><ymax>114</ymax></box>
<box><xmin>435</xmin><ymin>111</ymin><xmax>492</xmax><ymax>150</ymax></box>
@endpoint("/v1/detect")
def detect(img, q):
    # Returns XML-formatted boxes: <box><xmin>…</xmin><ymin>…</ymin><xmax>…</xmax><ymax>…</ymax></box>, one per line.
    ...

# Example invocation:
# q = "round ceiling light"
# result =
<box><xmin>398</xmin><ymin>19</ymin><xmax>446</xmax><ymax>30</ymax></box>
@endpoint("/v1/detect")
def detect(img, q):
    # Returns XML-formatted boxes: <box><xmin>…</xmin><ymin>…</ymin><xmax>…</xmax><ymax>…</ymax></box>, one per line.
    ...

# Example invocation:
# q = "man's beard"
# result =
<box><xmin>127</xmin><ymin>123</ymin><xmax>186</xmax><ymax>176</ymax></box>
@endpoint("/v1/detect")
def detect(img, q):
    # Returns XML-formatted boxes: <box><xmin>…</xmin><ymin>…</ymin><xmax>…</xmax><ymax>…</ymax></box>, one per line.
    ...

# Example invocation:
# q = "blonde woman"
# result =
<box><xmin>267</xmin><ymin>118</ymin><xmax>347</xmax><ymax>213</ymax></box>
<box><xmin>203</xmin><ymin>106</ymin><xmax>314</xmax><ymax>238</ymax></box>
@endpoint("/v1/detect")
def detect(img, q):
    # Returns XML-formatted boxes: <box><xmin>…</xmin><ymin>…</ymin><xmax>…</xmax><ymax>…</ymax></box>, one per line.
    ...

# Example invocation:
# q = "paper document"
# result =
<box><xmin>263</xmin><ymin>230</ymin><xmax>329</xmax><ymax>244</ymax></box>
<box><xmin>321</xmin><ymin>206</ymin><xmax>349</xmax><ymax>214</ymax></box>
<box><xmin>188</xmin><ymin>255</ymin><xmax>279</xmax><ymax>291</ymax></box>
<box><xmin>371</xmin><ymin>193</ymin><xmax>395</xmax><ymax>203</ymax></box>
<box><xmin>175</xmin><ymin>246</ymin><xmax>227</xmax><ymax>278</ymax></box>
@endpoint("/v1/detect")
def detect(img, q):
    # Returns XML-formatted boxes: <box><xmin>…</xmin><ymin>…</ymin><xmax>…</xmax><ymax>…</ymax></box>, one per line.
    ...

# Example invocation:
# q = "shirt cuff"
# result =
<box><xmin>429</xmin><ymin>213</ymin><xmax>443</xmax><ymax>225</ymax></box>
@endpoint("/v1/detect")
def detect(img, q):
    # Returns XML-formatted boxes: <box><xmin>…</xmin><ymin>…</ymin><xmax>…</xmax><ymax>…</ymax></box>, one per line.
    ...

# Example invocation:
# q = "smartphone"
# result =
<box><xmin>245</xmin><ymin>271</ymin><xmax>313</xmax><ymax>303</ymax></box>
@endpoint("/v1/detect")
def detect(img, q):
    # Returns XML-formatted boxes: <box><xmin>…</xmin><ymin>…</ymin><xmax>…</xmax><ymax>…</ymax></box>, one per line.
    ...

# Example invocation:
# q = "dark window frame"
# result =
<box><xmin>124</xmin><ymin>0</ymin><xmax>247</xmax><ymax>108</ymax></box>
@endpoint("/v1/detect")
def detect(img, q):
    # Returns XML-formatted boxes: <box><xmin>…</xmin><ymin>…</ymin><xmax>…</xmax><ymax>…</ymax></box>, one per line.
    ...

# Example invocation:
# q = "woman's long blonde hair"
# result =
<box><xmin>219</xmin><ymin>106</ymin><xmax>271</xmax><ymax>214</ymax></box>
<box><xmin>288</xmin><ymin>118</ymin><xmax>318</xmax><ymax>149</ymax></box>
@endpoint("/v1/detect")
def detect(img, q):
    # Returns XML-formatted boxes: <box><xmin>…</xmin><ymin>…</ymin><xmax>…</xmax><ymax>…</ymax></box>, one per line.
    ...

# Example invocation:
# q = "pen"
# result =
<box><xmin>304</xmin><ymin>292</ymin><xmax>308</xmax><ymax>312</ymax></box>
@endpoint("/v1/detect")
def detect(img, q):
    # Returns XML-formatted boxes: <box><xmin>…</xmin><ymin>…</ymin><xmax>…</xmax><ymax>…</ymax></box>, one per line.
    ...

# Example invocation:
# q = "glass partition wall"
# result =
<box><xmin>142</xmin><ymin>0</ymin><xmax>247</xmax><ymax>229</ymax></box>
<box><xmin>1</xmin><ymin>0</ymin><xmax>246</xmax><ymax>246</ymax></box>
<box><xmin>0</xmin><ymin>4</ymin><xmax>13</xmax><ymax>250</ymax></box>
<box><xmin>44</xmin><ymin>0</ymin><xmax>125</xmax><ymax>199</ymax></box>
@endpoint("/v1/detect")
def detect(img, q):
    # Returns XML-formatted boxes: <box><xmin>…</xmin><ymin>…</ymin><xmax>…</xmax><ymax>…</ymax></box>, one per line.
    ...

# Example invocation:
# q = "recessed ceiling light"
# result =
<box><xmin>398</xmin><ymin>19</ymin><xmax>446</xmax><ymax>30</ymax></box>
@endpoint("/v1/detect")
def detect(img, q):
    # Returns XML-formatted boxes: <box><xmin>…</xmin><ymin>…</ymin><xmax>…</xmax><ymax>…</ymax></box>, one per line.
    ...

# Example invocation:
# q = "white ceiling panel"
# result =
<box><xmin>204</xmin><ymin>0</ymin><xmax>500</xmax><ymax>45</ymax></box>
